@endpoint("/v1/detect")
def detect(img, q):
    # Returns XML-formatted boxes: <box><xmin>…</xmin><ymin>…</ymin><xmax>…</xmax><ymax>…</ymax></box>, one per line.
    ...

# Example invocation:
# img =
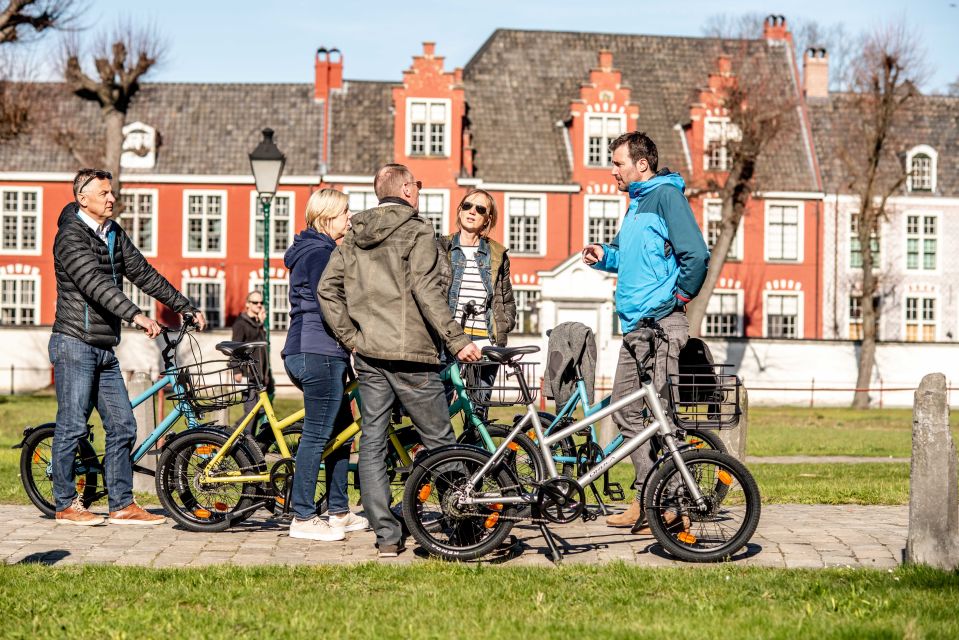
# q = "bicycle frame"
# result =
<box><xmin>199</xmin><ymin>379</ymin><xmax>414</xmax><ymax>484</ymax></box>
<box><xmin>129</xmin><ymin>368</ymin><xmax>201</xmax><ymax>463</ymax></box>
<box><xmin>544</xmin><ymin>380</ymin><xmax>622</xmax><ymax>464</ymax></box>
<box><xmin>443</xmin><ymin>362</ymin><xmax>496</xmax><ymax>451</ymax></box>
<box><xmin>459</xmin><ymin>376</ymin><xmax>706</xmax><ymax>508</ymax></box>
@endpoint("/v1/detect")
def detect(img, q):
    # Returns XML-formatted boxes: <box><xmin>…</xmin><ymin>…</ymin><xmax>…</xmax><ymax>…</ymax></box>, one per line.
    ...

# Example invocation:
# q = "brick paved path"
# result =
<box><xmin>0</xmin><ymin>504</ymin><xmax>905</xmax><ymax>569</ymax></box>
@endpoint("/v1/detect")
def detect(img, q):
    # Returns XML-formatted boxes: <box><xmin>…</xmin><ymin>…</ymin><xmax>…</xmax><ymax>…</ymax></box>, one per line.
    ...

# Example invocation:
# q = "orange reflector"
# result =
<box><xmin>418</xmin><ymin>484</ymin><xmax>432</xmax><ymax>502</ymax></box>
<box><xmin>527</xmin><ymin>430</ymin><xmax>536</xmax><ymax>440</ymax></box>
<box><xmin>194</xmin><ymin>508</ymin><xmax>211</xmax><ymax>519</ymax></box>
<box><xmin>195</xmin><ymin>445</ymin><xmax>216</xmax><ymax>455</ymax></box>
<box><xmin>717</xmin><ymin>470</ymin><xmax>733</xmax><ymax>485</ymax></box>
<box><xmin>213</xmin><ymin>502</ymin><xmax>229</xmax><ymax>511</ymax></box>
<box><xmin>692</xmin><ymin>439</ymin><xmax>706</xmax><ymax>449</ymax></box>
<box><xmin>484</xmin><ymin>512</ymin><xmax>500</xmax><ymax>528</ymax></box>
<box><xmin>490</xmin><ymin>503</ymin><xmax>503</xmax><ymax>511</ymax></box>
<box><xmin>276</xmin><ymin>497</ymin><xmax>285</xmax><ymax>505</ymax></box>
<box><xmin>507</xmin><ymin>442</ymin><xmax>519</xmax><ymax>451</ymax></box>
<box><xmin>677</xmin><ymin>532</ymin><xmax>697</xmax><ymax>544</ymax></box>
<box><xmin>33</xmin><ymin>451</ymin><xmax>41</xmax><ymax>463</ymax></box>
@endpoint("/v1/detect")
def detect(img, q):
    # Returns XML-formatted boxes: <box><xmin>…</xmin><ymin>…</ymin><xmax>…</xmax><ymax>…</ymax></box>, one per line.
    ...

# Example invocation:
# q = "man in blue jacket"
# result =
<box><xmin>582</xmin><ymin>131</ymin><xmax>709</xmax><ymax>532</ymax></box>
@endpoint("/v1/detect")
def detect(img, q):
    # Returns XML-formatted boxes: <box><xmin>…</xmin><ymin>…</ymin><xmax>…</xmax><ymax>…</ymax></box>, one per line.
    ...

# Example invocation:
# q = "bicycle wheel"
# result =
<box><xmin>402</xmin><ymin>447</ymin><xmax>518</xmax><ymax>561</ymax></box>
<box><xmin>644</xmin><ymin>449</ymin><xmax>760</xmax><ymax>562</ymax></box>
<box><xmin>155</xmin><ymin>430</ymin><xmax>262</xmax><ymax>532</ymax></box>
<box><xmin>19</xmin><ymin>425</ymin><xmax>100</xmax><ymax>517</ymax></box>
<box><xmin>255</xmin><ymin>422</ymin><xmax>303</xmax><ymax>462</ymax></box>
<box><xmin>458</xmin><ymin>423</ymin><xmax>545</xmax><ymax>490</ymax></box>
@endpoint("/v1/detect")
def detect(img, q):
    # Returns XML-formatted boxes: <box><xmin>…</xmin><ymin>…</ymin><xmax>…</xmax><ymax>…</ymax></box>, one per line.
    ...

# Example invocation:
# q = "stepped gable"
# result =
<box><xmin>463</xmin><ymin>28</ymin><xmax>817</xmax><ymax>191</ymax></box>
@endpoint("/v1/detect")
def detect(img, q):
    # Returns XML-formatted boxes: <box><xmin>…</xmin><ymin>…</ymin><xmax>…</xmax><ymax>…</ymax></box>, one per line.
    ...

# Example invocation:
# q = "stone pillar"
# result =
<box><xmin>905</xmin><ymin>373</ymin><xmax>959</xmax><ymax>569</ymax></box>
<box><xmin>718</xmin><ymin>385</ymin><xmax>748</xmax><ymax>462</ymax></box>
<box><xmin>128</xmin><ymin>371</ymin><xmax>156</xmax><ymax>494</ymax></box>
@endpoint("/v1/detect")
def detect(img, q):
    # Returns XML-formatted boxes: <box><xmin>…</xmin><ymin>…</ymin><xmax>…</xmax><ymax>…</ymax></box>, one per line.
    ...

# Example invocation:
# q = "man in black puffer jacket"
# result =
<box><xmin>50</xmin><ymin>168</ymin><xmax>206</xmax><ymax>526</ymax></box>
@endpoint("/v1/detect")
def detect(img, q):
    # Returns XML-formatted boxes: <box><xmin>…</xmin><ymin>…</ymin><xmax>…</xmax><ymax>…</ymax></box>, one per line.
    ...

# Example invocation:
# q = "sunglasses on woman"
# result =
<box><xmin>460</xmin><ymin>201</ymin><xmax>488</xmax><ymax>216</ymax></box>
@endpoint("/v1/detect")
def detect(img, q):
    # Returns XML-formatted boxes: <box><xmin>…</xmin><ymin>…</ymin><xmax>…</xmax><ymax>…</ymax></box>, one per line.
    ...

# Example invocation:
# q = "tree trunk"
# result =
<box><xmin>687</xmin><ymin>218</ymin><xmax>737</xmax><ymax>337</ymax></box>
<box><xmin>852</xmin><ymin>205</ymin><xmax>878</xmax><ymax>409</ymax></box>
<box><xmin>102</xmin><ymin>107</ymin><xmax>124</xmax><ymax>203</ymax></box>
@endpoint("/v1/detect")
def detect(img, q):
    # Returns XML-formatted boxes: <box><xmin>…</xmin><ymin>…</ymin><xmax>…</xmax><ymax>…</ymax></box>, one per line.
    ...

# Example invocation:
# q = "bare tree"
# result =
<box><xmin>0</xmin><ymin>0</ymin><xmax>76</xmax><ymax>44</ymax></box>
<box><xmin>685</xmin><ymin>44</ymin><xmax>797</xmax><ymax>337</ymax></box>
<box><xmin>61</xmin><ymin>21</ymin><xmax>164</xmax><ymax>197</ymax></box>
<box><xmin>842</xmin><ymin>22</ymin><xmax>928</xmax><ymax>408</ymax></box>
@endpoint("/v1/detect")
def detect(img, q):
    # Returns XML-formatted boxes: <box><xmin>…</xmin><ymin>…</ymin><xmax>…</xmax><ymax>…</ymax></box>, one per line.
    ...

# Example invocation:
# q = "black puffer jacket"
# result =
<box><xmin>52</xmin><ymin>202</ymin><xmax>195</xmax><ymax>348</ymax></box>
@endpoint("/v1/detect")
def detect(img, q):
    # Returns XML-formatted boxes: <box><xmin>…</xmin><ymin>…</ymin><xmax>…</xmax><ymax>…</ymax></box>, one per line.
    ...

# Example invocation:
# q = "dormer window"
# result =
<box><xmin>585</xmin><ymin>114</ymin><xmax>624</xmax><ymax>167</ymax></box>
<box><xmin>906</xmin><ymin>145</ymin><xmax>937</xmax><ymax>193</ymax></box>
<box><xmin>703</xmin><ymin>117</ymin><xmax>739</xmax><ymax>171</ymax></box>
<box><xmin>120</xmin><ymin>121</ymin><xmax>157</xmax><ymax>169</ymax></box>
<box><xmin>407</xmin><ymin>99</ymin><xmax>449</xmax><ymax>157</ymax></box>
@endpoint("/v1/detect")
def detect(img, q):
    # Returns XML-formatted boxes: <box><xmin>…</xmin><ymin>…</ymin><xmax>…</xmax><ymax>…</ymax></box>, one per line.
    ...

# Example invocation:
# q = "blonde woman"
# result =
<box><xmin>281</xmin><ymin>188</ymin><xmax>368</xmax><ymax>541</ymax></box>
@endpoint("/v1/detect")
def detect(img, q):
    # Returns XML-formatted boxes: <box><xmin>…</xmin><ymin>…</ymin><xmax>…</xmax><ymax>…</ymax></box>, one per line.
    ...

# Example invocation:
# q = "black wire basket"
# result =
<box><xmin>667</xmin><ymin>364</ymin><xmax>742</xmax><ymax>429</ymax></box>
<box><xmin>459</xmin><ymin>359</ymin><xmax>539</xmax><ymax>408</ymax></box>
<box><xmin>168</xmin><ymin>359</ymin><xmax>254</xmax><ymax>411</ymax></box>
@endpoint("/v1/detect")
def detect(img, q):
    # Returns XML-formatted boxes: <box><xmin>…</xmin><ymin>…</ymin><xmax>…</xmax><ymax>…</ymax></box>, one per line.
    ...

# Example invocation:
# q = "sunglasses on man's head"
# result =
<box><xmin>460</xmin><ymin>201</ymin><xmax>488</xmax><ymax>216</ymax></box>
<box><xmin>75</xmin><ymin>170</ymin><xmax>113</xmax><ymax>197</ymax></box>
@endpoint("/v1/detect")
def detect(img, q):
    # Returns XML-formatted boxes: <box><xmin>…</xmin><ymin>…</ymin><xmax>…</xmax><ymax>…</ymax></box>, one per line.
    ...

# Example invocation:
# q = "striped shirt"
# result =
<box><xmin>455</xmin><ymin>245</ymin><xmax>489</xmax><ymax>342</ymax></box>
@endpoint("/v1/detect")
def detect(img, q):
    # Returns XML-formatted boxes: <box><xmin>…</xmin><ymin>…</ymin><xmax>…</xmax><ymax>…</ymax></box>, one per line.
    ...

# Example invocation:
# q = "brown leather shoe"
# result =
<box><xmin>634</xmin><ymin>510</ymin><xmax>691</xmax><ymax>537</ymax></box>
<box><xmin>606</xmin><ymin>498</ymin><xmax>642</xmax><ymax>528</ymax></box>
<box><xmin>108</xmin><ymin>501</ymin><xmax>165</xmax><ymax>526</ymax></box>
<box><xmin>55</xmin><ymin>497</ymin><xmax>105</xmax><ymax>526</ymax></box>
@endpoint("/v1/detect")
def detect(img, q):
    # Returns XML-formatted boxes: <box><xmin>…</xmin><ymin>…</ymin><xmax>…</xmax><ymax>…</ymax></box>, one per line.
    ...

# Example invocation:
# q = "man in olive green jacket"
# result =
<box><xmin>319</xmin><ymin>163</ymin><xmax>480</xmax><ymax>557</ymax></box>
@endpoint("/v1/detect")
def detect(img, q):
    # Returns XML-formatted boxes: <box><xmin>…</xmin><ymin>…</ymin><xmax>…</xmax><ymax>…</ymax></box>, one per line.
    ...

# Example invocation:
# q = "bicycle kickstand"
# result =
<box><xmin>588</xmin><ymin>481</ymin><xmax>611</xmax><ymax>516</ymax></box>
<box><xmin>539</xmin><ymin>523</ymin><xmax>565</xmax><ymax>565</ymax></box>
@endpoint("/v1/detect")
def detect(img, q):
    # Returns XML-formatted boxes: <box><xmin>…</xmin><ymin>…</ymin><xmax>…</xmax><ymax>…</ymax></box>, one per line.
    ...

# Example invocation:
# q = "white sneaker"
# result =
<box><xmin>329</xmin><ymin>511</ymin><xmax>370</xmax><ymax>533</ymax></box>
<box><xmin>289</xmin><ymin>516</ymin><xmax>345</xmax><ymax>541</ymax></box>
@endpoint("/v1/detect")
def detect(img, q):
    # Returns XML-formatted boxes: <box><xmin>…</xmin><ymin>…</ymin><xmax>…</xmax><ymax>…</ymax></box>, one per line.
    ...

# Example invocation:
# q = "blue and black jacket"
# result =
<box><xmin>590</xmin><ymin>172</ymin><xmax>709</xmax><ymax>333</ymax></box>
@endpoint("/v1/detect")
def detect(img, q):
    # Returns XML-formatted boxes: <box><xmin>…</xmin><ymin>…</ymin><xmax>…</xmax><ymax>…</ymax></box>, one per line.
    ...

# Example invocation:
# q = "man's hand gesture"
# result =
<box><xmin>582</xmin><ymin>244</ymin><xmax>605</xmax><ymax>265</ymax></box>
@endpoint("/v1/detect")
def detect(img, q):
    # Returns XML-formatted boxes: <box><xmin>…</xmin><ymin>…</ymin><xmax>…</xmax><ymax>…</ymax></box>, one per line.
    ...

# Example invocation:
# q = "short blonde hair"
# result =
<box><xmin>305</xmin><ymin>188</ymin><xmax>349</xmax><ymax>233</ymax></box>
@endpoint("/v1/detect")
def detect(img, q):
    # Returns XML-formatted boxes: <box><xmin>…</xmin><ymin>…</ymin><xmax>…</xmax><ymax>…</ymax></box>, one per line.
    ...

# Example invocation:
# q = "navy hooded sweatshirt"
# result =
<box><xmin>280</xmin><ymin>228</ymin><xmax>348</xmax><ymax>360</ymax></box>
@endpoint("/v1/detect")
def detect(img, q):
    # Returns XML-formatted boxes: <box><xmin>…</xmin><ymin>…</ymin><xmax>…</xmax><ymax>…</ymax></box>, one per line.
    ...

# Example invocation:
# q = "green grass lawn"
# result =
<box><xmin>1</xmin><ymin>395</ymin><xmax>954</xmax><ymax>508</ymax></box>
<box><xmin>2</xmin><ymin>564</ymin><xmax>958</xmax><ymax>639</ymax></box>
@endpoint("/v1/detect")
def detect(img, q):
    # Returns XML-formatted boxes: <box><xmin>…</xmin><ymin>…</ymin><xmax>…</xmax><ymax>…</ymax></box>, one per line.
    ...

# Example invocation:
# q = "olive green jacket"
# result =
<box><xmin>318</xmin><ymin>203</ymin><xmax>472</xmax><ymax>364</ymax></box>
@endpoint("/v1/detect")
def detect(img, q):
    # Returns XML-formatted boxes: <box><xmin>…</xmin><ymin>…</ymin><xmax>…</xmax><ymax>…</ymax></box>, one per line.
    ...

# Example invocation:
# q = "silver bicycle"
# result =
<box><xmin>400</xmin><ymin>322</ymin><xmax>761</xmax><ymax>563</ymax></box>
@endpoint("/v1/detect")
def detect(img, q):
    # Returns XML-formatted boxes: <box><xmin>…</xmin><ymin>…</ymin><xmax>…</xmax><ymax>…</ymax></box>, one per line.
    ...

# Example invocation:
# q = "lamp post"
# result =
<box><xmin>248</xmin><ymin>128</ymin><xmax>286</xmax><ymax>356</ymax></box>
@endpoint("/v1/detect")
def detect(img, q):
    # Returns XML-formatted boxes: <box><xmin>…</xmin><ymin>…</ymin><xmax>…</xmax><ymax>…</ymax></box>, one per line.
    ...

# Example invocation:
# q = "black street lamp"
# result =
<box><xmin>248</xmin><ymin>128</ymin><xmax>286</xmax><ymax>355</ymax></box>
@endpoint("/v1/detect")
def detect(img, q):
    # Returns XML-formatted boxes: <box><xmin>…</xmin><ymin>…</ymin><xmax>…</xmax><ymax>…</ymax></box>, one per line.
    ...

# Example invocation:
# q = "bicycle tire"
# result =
<box><xmin>19</xmin><ymin>425</ymin><xmax>100</xmax><ymax>517</ymax></box>
<box><xmin>402</xmin><ymin>446</ymin><xmax>518</xmax><ymax>561</ymax></box>
<box><xmin>155</xmin><ymin>430</ymin><xmax>262</xmax><ymax>532</ymax></box>
<box><xmin>644</xmin><ymin>449</ymin><xmax>761</xmax><ymax>562</ymax></box>
<box><xmin>458</xmin><ymin>423</ymin><xmax>546</xmax><ymax>490</ymax></box>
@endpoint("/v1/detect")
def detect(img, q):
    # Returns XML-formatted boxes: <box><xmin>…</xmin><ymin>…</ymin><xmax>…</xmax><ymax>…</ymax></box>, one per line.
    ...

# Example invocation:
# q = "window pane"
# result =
<box><xmin>410</xmin><ymin>102</ymin><xmax>426</xmax><ymax>121</ymax></box>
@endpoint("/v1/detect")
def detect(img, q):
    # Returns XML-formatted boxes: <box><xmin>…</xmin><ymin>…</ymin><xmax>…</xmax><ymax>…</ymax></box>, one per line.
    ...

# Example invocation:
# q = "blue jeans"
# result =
<box><xmin>284</xmin><ymin>353</ymin><xmax>352</xmax><ymax>520</ymax></box>
<box><xmin>49</xmin><ymin>333</ymin><xmax>137</xmax><ymax>513</ymax></box>
<box><xmin>353</xmin><ymin>354</ymin><xmax>456</xmax><ymax>547</ymax></box>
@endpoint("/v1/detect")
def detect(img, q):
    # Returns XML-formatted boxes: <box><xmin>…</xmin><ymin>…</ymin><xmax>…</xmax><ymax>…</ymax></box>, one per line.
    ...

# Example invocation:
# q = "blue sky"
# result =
<box><xmin>44</xmin><ymin>0</ymin><xmax>959</xmax><ymax>93</ymax></box>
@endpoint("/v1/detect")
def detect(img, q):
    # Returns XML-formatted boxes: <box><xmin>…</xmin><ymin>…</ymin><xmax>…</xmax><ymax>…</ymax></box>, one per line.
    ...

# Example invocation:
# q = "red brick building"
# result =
<box><xmin>0</xmin><ymin>16</ymin><xmax>826</xmax><ymax>341</ymax></box>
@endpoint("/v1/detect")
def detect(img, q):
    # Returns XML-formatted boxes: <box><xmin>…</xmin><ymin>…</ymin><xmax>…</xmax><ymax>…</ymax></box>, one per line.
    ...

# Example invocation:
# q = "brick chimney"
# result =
<box><xmin>598</xmin><ymin>50</ymin><xmax>613</xmax><ymax>72</ymax></box>
<box><xmin>803</xmin><ymin>47</ymin><xmax>829</xmax><ymax>99</ymax></box>
<box><xmin>763</xmin><ymin>14</ymin><xmax>791</xmax><ymax>42</ymax></box>
<box><xmin>314</xmin><ymin>47</ymin><xmax>343</xmax><ymax>101</ymax></box>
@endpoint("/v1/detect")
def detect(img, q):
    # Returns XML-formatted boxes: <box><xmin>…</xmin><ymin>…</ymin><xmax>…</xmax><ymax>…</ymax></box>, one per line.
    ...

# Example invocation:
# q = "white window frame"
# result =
<box><xmin>418</xmin><ymin>189</ymin><xmax>449</xmax><ymax>237</ymax></box>
<box><xmin>248</xmin><ymin>190</ymin><xmax>295</xmax><ymax>259</ymax></box>
<box><xmin>703</xmin><ymin>117</ymin><xmax>739</xmax><ymax>172</ymax></box>
<box><xmin>249</xmin><ymin>276</ymin><xmax>291</xmax><ymax>331</ymax></box>
<box><xmin>906</xmin><ymin>144</ymin><xmax>937</xmax><ymax>193</ymax></box>
<box><xmin>584</xmin><ymin>113</ymin><xmax>626</xmax><ymax>168</ymax></box>
<box><xmin>903</xmin><ymin>294</ymin><xmax>938</xmax><ymax>342</ymax></box>
<box><xmin>118</xmin><ymin>188</ymin><xmax>158</xmax><ymax>257</ymax></box>
<box><xmin>405</xmin><ymin>98</ymin><xmax>452</xmax><ymax>157</ymax></box>
<box><xmin>763</xmin><ymin>200</ymin><xmax>804</xmax><ymax>263</ymax></box>
<box><xmin>701</xmin><ymin>198</ymin><xmax>743</xmax><ymax>262</ymax></box>
<box><xmin>847</xmin><ymin>294</ymin><xmax>863</xmax><ymax>341</ymax></box>
<box><xmin>513</xmin><ymin>286</ymin><xmax>541</xmax><ymax>335</ymax></box>
<box><xmin>182</xmin><ymin>190</ymin><xmax>228</xmax><ymax>258</ymax></box>
<box><xmin>122</xmin><ymin>280</ymin><xmax>155</xmax><ymax>324</ymax></box>
<box><xmin>702</xmin><ymin>289</ymin><xmax>744</xmax><ymax>337</ymax></box>
<box><xmin>0</xmin><ymin>273</ymin><xmax>40</xmax><ymax>325</ymax></box>
<box><xmin>903</xmin><ymin>211</ymin><xmax>939</xmax><ymax>273</ymax></box>
<box><xmin>584</xmin><ymin>195</ymin><xmax>626</xmax><ymax>246</ymax></box>
<box><xmin>847</xmin><ymin>210</ymin><xmax>882</xmax><ymax>271</ymax></box>
<box><xmin>182</xmin><ymin>276</ymin><xmax>225</xmax><ymax>328</ymax></box>
<box><xmin>0</xmin><ymin>187</ymin><xmax>42</xmax><ymax>256</ymax></box>
<box><xmin>762</xmin><ymin>290</ymin><xmax>804</xmax><ymax>339</ymax></box>
<box><xmin>344</xmin><ymin>188</ymin><xmax>378</xmax><ymax>213</ymax></box>
<box><xmin>505</xmin><ymin>193</ymin><xmax>547</xmax><ymax>257</ymax></box>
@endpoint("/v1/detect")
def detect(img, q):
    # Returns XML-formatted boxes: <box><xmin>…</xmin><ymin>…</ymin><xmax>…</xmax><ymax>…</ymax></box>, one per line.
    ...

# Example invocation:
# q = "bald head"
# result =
<box><xmin>374</xmin><ymin>163</ymin><xmax>413</xmax><ymax>199</ymax></box>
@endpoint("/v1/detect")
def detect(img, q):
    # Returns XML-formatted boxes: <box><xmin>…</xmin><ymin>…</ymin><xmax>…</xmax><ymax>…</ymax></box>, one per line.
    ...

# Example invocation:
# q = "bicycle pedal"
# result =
<box><xmin>605</xmin><ymin>482</ymin><xmax>625</xmax><ymax>502</ymax></box>
<box><xmin>581</xmin><ymin>510</ymin><xmax>598</xmax><ymax>522</ymax></box>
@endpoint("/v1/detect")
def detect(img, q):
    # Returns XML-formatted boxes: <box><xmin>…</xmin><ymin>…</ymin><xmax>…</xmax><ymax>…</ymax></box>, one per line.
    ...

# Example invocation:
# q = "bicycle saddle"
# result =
<box><xmin>215</xmin><ymin>341</ymin><xmax>266</xmax><ymax>359</ymax></box>
<box><xmin>480</xmin><ymin>345</ymin><xmax>539</xmax><ymax>364</ymax></box>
